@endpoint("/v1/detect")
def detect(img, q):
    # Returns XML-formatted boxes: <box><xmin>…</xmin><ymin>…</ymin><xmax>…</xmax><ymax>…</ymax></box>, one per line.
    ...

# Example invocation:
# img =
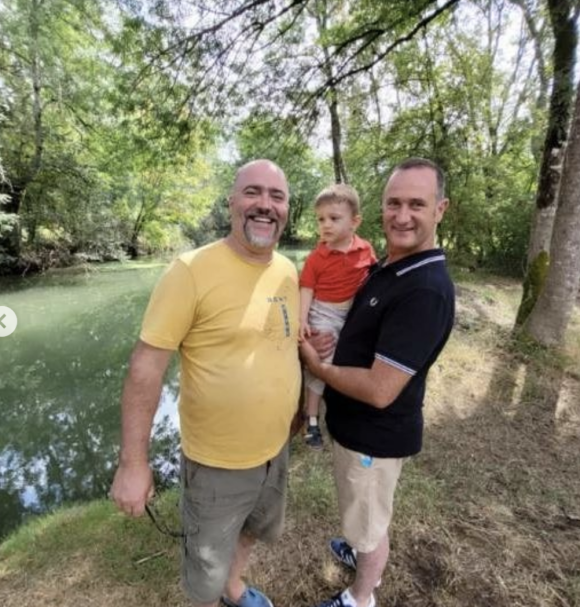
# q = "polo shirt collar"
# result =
<box><xmin>317</xmin><ymin>234</ymin><xmax>368</xmax><ymax>258</ymax></box>
<box><xmin>379</xmin><ymin>249</ymin><xmax>447</xmax><ymax>277</ymax></box>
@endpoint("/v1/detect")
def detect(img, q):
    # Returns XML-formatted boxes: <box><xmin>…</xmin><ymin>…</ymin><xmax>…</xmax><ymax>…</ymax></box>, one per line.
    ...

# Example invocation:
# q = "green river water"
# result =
<box><xmin>0</xmin><ymin>261</ymin><xmax>182</xmax><ymax>540</ymax></box>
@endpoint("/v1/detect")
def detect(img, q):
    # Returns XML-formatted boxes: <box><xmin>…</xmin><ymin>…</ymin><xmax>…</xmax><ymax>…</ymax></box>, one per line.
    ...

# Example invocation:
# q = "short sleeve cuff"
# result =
<box><xmin>139</xmin><ymin>332</ymin><xmax>180</xmax><ymax>351</ymax></box>
<box><xmin>375</xmin><ymin>353</ymin><xmax>416</xmax><ymax>376</ymax></box>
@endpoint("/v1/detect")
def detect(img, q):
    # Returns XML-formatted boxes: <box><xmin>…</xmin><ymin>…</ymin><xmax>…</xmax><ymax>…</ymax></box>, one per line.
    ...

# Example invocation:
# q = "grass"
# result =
<box><xmin>1</xmin><ymin>271</ymin><xmax>580</xmax><ymax>606</ymax></box>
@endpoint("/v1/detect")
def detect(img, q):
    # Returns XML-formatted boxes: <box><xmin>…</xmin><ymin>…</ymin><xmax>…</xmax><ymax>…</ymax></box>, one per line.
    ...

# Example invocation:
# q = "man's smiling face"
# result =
<box><xmin>228</xmin><ymin>160</ymin><xmax>289</xmax><ymax>261</ymax></box>
<box><xmin>382</xmin><ymin>166</ymin><xmax>448</xmax><ymax>263</ymax></box>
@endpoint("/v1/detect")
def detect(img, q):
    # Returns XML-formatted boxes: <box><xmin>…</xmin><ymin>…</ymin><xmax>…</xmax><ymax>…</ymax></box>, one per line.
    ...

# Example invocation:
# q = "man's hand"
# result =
<box><xmin>110</xmin><ymin>340</ymin><xmax>172</xmax><ymax>517</ymax></box>
<box><xmin>110</xmin><ymin>461</ymin><xmax>154</xmax><ymax>517</ymax></box>
<box><xmin>308</xmin><ymin>328</ymin><xmax>335</xmax><ymax>360</ymax></box>
<box><xmin>300</xmin><ymin>338</ymin><xmax>323</xmax><ymax>377</ymax></box>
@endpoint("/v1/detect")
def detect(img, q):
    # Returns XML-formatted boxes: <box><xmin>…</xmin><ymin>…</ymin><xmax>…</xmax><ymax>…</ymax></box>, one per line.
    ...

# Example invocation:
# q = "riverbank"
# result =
<box><xmin>1</xmin><ymin>272</ymin><xmax>579</xmax><ymax>607</ymax></box>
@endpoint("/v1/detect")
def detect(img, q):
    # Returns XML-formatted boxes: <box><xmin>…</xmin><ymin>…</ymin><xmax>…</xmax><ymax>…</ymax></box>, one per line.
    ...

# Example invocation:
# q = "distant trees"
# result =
<box><xmin>1</xmin><ymin>0</ymin><xmax>579</xmax><ymax>355</ymax></box>
<box><xmin>0</xmin><ymin>0</ymin><xmax>217</xmax><ymax>273</ymax></box>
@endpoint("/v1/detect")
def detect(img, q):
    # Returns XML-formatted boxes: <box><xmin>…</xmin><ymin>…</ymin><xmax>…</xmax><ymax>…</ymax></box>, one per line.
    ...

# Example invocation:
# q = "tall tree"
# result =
<box><xmin>0</xmin><ymin>1</ymin><xmax>218</xmax><ymax>270</ymax></box>
<box><xmin>129</xmin><ymin>1</ymin><xmax>462</xmax><ymax>143</ymax></box>
<box><xmin>98</xmin><ymin>13</ymin><xmax>218</xmax><ymax>257</ymax></box>
<box><xmin>514</xmin><ymin>0</ymin><xmax>579</xmax><ymax>327</ymax></box>
<box><xmin>342</xmin><ymin>0</ymin><xmax>541</xmax><ymax>267</ymax></box>
<box><xmin>523</xmin><ymin>79</ymin><xmax>580</xmax><ymax>346</ymax></box>
<box><xmin>525</xmin><ymin>0</ymin><xmax>578</xmax><ymax>265</ymax></box>
<box><xmin>311</xmin><ymin>0</ymin><xmax>349</xmax><ymax>183</ymax></box>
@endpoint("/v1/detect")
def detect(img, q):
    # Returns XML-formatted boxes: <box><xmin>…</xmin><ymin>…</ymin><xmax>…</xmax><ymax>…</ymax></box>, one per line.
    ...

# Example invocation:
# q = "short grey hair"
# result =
<box><xmin>389</xmin><ymin>157</ymin><xmax>446</xmax><ymax>200</ymax></box>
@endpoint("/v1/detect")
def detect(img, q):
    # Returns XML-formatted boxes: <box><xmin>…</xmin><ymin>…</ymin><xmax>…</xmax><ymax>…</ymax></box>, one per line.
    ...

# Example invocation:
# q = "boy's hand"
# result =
<box><xmin>298</xmin><ymin>322</ymin><xmax>312</xmax><ymax>342</ymax></box>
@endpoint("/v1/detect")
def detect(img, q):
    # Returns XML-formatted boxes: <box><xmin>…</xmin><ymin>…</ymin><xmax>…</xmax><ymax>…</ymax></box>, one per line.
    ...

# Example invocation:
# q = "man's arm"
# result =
<box><xmin>110</xmin><ymin>340</ymin><xmax>173</xmax><ymax>516</ymax></box>
<box><xmin>300</xmin><ymin>339</ymin><xmax>410</xmax><ymax>409</ymax></box>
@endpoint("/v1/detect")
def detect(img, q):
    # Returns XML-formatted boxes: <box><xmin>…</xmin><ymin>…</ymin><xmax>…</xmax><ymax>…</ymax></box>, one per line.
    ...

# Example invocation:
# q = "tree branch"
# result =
<box><xmin>330</xmin><ymin>0</ymin><xmax>438</xmax><ymax>58</ymax></box>
<box><xmin>304</xmin><ymin>0</ymin><xmax>461</xmax><ymax>107</ymax></box>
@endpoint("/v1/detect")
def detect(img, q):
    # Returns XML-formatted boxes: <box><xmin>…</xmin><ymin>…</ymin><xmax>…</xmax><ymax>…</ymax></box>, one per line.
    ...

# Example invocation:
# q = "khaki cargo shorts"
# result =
<box><xmin>333</xmin><ymin>440</ymin><xmax>404</xmax><ymax>553</ymax></box>
<box><xmin>180</xmin><ymin>444</ymin><xmax>288</xmax><ymax>604</ymax></box>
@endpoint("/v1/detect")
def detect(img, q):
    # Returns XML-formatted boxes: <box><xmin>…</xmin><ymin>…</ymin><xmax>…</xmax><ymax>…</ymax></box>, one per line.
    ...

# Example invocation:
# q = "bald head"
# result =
<box><xmin>232</xmin><ymin>159</ymin><xmax>288</xmax><ymax>195</ymax></box>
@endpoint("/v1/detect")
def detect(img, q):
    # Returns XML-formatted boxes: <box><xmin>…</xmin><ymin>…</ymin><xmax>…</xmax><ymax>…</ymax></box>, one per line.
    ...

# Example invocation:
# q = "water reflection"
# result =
<box><xmin>0</xmin><ymin>264</ymin><xmax>181</xmax><ymax>539</ymax></box>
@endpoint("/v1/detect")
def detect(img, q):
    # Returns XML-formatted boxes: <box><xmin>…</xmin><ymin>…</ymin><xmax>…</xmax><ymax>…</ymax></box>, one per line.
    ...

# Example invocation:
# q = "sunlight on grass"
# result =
<box><xmin>288</xmin><ymin>442</ymin><xmax>336</xmax><ymax>518</ymax></box>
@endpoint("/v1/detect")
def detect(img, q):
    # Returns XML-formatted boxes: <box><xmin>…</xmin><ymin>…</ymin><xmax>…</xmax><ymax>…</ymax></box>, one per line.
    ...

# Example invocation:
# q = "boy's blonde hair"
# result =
<box><xmin>314</xmin><ymin>183</ymin><xmax>360</xmax><ymax>216</ymax></box>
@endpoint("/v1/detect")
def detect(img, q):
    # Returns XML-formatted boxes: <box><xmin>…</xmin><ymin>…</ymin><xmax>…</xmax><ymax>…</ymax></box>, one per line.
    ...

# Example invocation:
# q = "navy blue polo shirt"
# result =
<box><xmin>324</xmin><ymin>248</ymin><xmax>455</xmax><ymax>458</ymax></box>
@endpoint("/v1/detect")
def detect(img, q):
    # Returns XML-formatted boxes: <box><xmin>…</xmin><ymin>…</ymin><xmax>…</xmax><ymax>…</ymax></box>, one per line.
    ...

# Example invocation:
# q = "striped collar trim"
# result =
<box><xmin>395</xmin><ymin>254</ymin><xmax>446</xmax><ymax>277</ymax></box>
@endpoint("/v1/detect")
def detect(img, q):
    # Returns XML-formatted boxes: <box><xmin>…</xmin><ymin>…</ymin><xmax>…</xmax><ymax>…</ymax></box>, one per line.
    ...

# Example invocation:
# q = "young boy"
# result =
<box><xmin>299</xmin><ymin>184</ymin><xmax>376</xmax><ymax>449</ymax></box>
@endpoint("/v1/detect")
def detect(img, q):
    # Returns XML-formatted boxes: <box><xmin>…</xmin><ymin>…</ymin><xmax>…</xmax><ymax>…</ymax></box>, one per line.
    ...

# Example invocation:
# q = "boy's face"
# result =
<box><xmin>316</xmin><ymin>200</ymin><xmax>361</xmax><ymax>249</ymax></box>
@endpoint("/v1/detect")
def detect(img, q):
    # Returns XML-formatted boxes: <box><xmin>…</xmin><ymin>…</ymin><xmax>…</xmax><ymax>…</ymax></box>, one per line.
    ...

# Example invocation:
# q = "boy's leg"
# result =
<box><xmin>304</xmin><ymin>386</ymin><xmax>323</xmax><ymax>449</ymax></box>
<box><xmin>305</xmin><ymin>386</ymin><xmax>321</xmax><ymax>418</ymax></box>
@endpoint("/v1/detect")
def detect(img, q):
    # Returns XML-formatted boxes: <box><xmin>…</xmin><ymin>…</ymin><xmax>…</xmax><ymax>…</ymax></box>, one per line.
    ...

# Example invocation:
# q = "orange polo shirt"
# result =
<box><xmin>299</xmin><ymin>235</ymin><xmax>377</xmax><ymax>303</ymax></box>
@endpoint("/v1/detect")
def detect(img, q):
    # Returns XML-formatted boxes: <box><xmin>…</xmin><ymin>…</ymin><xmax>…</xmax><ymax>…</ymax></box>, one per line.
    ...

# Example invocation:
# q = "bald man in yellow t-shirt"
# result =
<box><xmin>111</xmin><ymin>160</ymin><xmax>301</xmax><ymax>607</ymax></box>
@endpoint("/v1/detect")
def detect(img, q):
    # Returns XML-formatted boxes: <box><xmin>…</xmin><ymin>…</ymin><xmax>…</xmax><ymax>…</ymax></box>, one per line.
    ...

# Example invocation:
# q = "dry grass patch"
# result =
<box><xmin>410</xmin><ymin>277</ymin><xmax>580</xmax><ymax>607</ymax></box>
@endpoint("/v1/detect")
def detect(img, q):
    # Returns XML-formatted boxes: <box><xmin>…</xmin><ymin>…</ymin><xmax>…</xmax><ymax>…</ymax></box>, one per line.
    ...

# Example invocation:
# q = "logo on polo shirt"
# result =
<box><xmin>369</xmin><ymin>297</ymin><xmax>379</xmax><ymax>307</ymax></box>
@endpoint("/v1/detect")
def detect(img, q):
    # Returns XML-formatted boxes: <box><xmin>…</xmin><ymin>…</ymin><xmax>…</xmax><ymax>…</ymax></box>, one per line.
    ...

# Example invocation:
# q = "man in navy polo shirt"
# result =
<box><xmin>300</xmin><ymin>158</ymin><xmax>455</xmax><ymax>607</ymax></box>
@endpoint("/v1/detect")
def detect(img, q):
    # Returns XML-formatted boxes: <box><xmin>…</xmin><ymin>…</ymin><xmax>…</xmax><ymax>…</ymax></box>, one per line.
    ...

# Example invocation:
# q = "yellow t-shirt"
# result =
<box><xmin>140</xmin><ymin>240</ymin><xmax>301</xmax><ymax>469</ymax></box>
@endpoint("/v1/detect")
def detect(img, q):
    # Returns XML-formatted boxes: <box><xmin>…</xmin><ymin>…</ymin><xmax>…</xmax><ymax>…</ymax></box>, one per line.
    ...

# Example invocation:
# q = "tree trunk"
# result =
<box><xmin>328</xmin><ymin>87</ymin><xmax>348</xmax><ymax>184</ymax></box>
<box><xmin>524</xmin><ymin>80</ymin><xmax>580</xmax><ymax>347</ymax></box>
<box><xmin>315</xmin><ymin>0</ymin><xmax>348</xmax><ymax>184</ymax></box>
<box><xmin>525</xmin><ymin>204</ymin><xmax>557</xmax><ymax>268</ymax></box>
<box><xmin>513</xmin><ymin>0</ymin><xmax>577</xmax><ymax>326</ymax></box>
<box><xmin>526</xmin><ymin>0</ymin><xmax>577</xmax><ymax>265</ymax></box>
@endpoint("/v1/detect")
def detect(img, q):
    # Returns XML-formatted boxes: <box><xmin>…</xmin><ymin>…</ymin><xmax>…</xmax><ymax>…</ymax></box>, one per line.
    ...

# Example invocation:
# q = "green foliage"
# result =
<box><xmin>342</xmin><ymin>5</ymin><xmax>540</xmax><ymax>272</ymax></box>
<box><xmin>0</xmin><ymin>0</ymin><xmax>220</xmax><ymax>271</ymax></box>
<box><xmin>187</xmin><ymin>195</ymin><xmax>230</xmax><ymax>247</ymax></box>
<box><xmin>0</xmin><ymin>0</ymin><xmax>552</xmax><ymax>275</ymax></box>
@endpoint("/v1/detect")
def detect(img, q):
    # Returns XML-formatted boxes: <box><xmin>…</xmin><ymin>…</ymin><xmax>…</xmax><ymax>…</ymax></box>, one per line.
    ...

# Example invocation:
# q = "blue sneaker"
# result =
<box><xmin>221</xmin><ymin>586</ymin><xmax>274</xmax><ymax>607</ymax></box>
<box><xmin>330</xmin><ymin>537</ymin><xmax>357</xmax><ymax>571</ymax></box>
<box><xmin>329</xmin><ymin>538</ymin><xmax>382</xmax><ymax>587</ymax></box>
<box><xmin>305</xmin><ymin>424</ymin><xmax>323</xmax><ymax>450</ymax></box>
<box><xmin>311</xmin><ymin>588</ymin><xmax>375</xmax><ymax>607</ymax></box>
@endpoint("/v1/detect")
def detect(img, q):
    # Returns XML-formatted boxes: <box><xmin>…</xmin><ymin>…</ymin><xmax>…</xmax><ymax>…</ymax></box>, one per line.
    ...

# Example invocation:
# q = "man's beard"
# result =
<box><xmin>243</xmin><ymin>219</ymin><xmax>280</xmax><ymax>248</ymax></box>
